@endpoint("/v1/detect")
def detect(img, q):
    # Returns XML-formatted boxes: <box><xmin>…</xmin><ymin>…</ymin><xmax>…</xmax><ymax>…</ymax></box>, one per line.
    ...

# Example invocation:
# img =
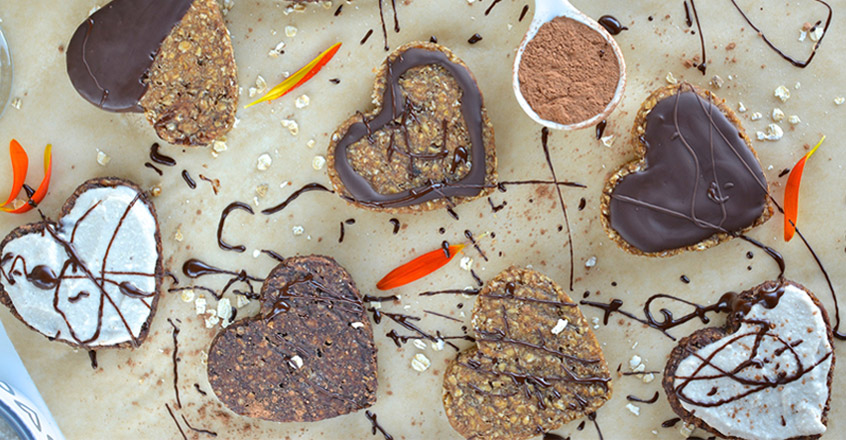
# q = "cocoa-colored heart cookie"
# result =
<box><xmin>443</xmin><ymin>267</ymin><xmax>612</xmax><ymax>440</ymax></box>
<box><xmin>600</xmin><ymin>83</ymin><xmax>773</xmax><ymax>256</ymax></box>
<box><xmin>327</xmin><ymin>42</ymin><xmax>497</xmax><ymax>213</ymax></box>
<box><xmin>207</xmin><ymin>255</ymin><xmax>377</xmax><ymax>423</ymax></box>
<box><xmin>0</xmin><ymin>177</ymin><xmax>162</xmax><ymax>349</ymax></box>
<box><xmin>66</xmin><ymin>0</ymin><xmax>238</xmax><ymax>146</ymax></box>
<box><xmin>663</xmin><ymin>280</ymin><xmax>835</xmax><ymax>440</ymax></box>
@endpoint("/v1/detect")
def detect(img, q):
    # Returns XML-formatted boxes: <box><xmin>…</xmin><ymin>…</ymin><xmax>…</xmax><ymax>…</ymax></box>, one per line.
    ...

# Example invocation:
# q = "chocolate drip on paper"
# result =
<box><xmin>365</xmin><ymin>410</ymin><xmax>394</xmax><ymax>440</ymax></box>
<box><xmin>598</xmin><ymin>16</ymin><xmax>628</xmax><ymax>35</ymax></box>
<box><xmin>261</xmin><ymin>183</ymin><xmax>332</xmax><ymax>215</ymax></box>
<box><xmin>165</xmin><ymin>403</ymin><xmax>188</xmax><ymax>440</ymax></box>
<box><xmin>333</xmin><ymin>48</ymin><xmax>488</xmax><ymax>209</ymax></box>
<box><xmin>627</xmin><ymin>391</ymin><xmax>659</xmax><ymax>404</ymax></box>
<box><xmin>168</xmin><ymin>318</ymin><xmax>182</xmax><ymax>409</ymax></box>
<box><xmin>66</xmin><ymin>0</ymin><xmax>194</xmax><ymax>112</ymax></box>
<box><xmin>217</xmin><ymin>202</ymin><xmax>254</xmax><ymax>252</ymax></box>
<box><xmin>150</xmin><ymin>143</ymin><xmax>176</xmax><ymax>166</ymax></box>
<box><xmin>540</xmin><ymin>128</ymin><xmax>575</xmax><ymax>291</ymax></box>
<box><xmin>729</xmin><ymin>0</ymin><xmax>832</xmax><ymax>68</ymax></box>
<box><xmin>181</xmin><ymin>170</ymin><xmax>197</xmax><ymax>189</ymax></box>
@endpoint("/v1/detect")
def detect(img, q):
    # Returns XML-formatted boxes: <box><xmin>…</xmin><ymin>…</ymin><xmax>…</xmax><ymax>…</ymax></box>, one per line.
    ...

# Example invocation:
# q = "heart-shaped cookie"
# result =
<box><xmin>207</xmin><ymin>255</ymin><xmax>378</xmax><ymax>423</ymax></box>
<box><xmin>663</xmin><ymin>280</ymin><xmax>834</xmax><ymax>440</ymax></box>
<box><xmin>0</xmin><ymin>177</ymin><xmax>162</xmax><ymax>349</ymax></box>
<box><xmin>327</xmin><ymin>42</ymin><xmax>497</xmax><ymax>212</ymax></box>
<box><xmin>443</xmin><ymin>267</ymin><xmax>612</xmax><ymax>440</ymax></box>
<box><xmin>66</xmin><ymin>0</ymin><xmax>238</xmax><ymax>146</ymax></box>
<box><xmin>601</xmin><ymin>83</ymin><xmax>773</xmax><ymax>256</ymax></box>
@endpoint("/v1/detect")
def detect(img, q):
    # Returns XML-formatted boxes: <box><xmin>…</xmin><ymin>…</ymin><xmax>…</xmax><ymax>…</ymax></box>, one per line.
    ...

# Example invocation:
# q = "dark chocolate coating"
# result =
<box><xmin>332</xmin><ymin>47</ymin><xmax>487</xmax><ymax>209</ymax></box>
<box><xmin>66</xmin><ymin>0</ymin><xmax>193</xmax><ymax>112</ymax></box>
<box><xmin>609</xmin><ymin>91</ymin><xmax>767</xmax><ymax>253</ymax></box>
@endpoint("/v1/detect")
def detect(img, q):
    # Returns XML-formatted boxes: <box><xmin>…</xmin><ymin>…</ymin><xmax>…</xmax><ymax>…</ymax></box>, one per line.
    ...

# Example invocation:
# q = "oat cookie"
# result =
<box><xmin>0</xmin><ymin>178</ymin><xmax>162</xmax><ymax>349</ymax></box>
<box><xmin>207</xmin><ymin>255</ymin><xmax>378</xmax><ymax>423</ymax></box>
<box><xmin>327</xmin><ymin>42</ymin><xmax>497</xmax><ymax>213</ymax></box>
<box><xmin>67</xmin><ymin>0</ymin><xmax>238</xmax><ymax>146</ymax></box>
<box><xmin>443</xmin><ymin>267</ymin><xmax>612</xmax><ymax>440</ymax></box>
<box><xmin>600</xmin><ymin>83</ymin><xmax>772</xmax><ymax>256</ymax></box>
<box><xmin>663</xmin><ymin>280</ymin><xmax>834</xmax><ymax>440</ymax></box>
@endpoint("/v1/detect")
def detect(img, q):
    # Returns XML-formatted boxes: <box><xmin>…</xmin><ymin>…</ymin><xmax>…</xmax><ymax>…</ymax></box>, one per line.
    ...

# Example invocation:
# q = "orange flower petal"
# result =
<box><xmin>245</xmin><ymin>42</ymin><xmax>342</xmax><ymax>108</ymax></box>
<box><xmin>1</xmin><ymin>139</ymin><xmax>29</xmax><ymax>208</ymax></box>
<box><xmin>3</xmin><ymin>144</ymin><xmax>52</xmax><ymax>214</ymax></box>
<box><xmin>784</xmin><ymin>136</ymin><xmax>824</xmax><ymax>241</ymax></box>
<box><xmin>377</xmin><ymin>244</ymin><xmax>466</xmax><ymax>290</ymax></box>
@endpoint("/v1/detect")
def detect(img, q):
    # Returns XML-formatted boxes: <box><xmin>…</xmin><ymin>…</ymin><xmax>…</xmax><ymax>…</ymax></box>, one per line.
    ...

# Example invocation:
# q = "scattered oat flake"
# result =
<box><xmin>629</xmin><ymin>355</ymin><xmax>642</xmax><ymax>369</ymax></box>
<box><xmin>10</xmin><ymin>97</ymin><xmax>21</xmax><ymax>110</ymax></box>
<box><xmin>212</xmin><ymin>139</ymin><xmax>227</xmax><ymax>152</ymax></box>
<box><xmin>205</xmin><ymin>314</ymin><xmax>220</xmax><ymax>328</ymax></box>
<box><xmin>173</xmin><ymin>227</ymin><xmax>184</xmax><ymax>242</ymax></box>
<box><xmin>432</xmin><ymin>339</ymin><xmax>446</xmax><ymax>351</ymax></box>
<box><xmin>642</xmin><ymin>373</ymin><xmax>656</xmax><ymax>383</ymax></box>
<box><xmin>180</xmin><ymin>289</ymin><xmax>195</xmax><ymax>303</ymax></box>
<box><xmin>217</xmin><ymin>298</ymin><xmax>233</xmax><ymax>324</ymax></box>
<box><xmin>411</xmin><ymin>353</ymin><xmax>431</xmax><ymax>372</ymax></box>
<box><xmin>750</xmin><ymin>112</ymin><xmax>763</xmax><ymax>121</ymax></box>
<box><xmin>551</xmin><ymin>318</ymin><xmax>569</xmax><ymax>335</ymax></box>
<box><xmin>591</xmin><ymin>316</ymin><xmax>600</xmax><ymax>329</ymax></box>
<box><xmin>96</xmin><ymin>150</ymin><xmax>111</xmax><ymax>166</ymax></box>
<box><xmin>292</xmin><ymin>225</ymin><xmax>304</xmax><ymax>236</ymax></box>
<box><xmin>459</xmin><ymin>256</ymin><xmax>473</xmax><ymax>271</ymax></box>
<box><xmin>626</xmin><ymin>403</ymin><xmax>641</xmax><ymax>416</ymax></box>
<box><xmin>809</xmin><ymin>27</ymin><xmax>824</xmax><ymax>42</ymax></box>
<box><xmin>665</xmin><ymin>72</ymin><xmax>678</xmax><ymax>85</ymax></box>
<box><xmin>281</xmin><ymin>119</ymin><xmax>300</xmax><ymax>136</ymax></box>
<box><xmin>680</xmin><ymin>422</ymin><xmax>696</xmax><ymax>437</ymax></box>
<box><xmin>295</xmin><ymin>94</ymin><xmax>310</xmax><ymax>108</ymax></box>
<box><xmin>195</xmin><ymin>297</ymin><xmax>207</xmax><ymax>315</ymax></box>
<box><xmin>709</xmin><ymin>75</ymin><xmax>724</xmax><ymax>89</ymax></box>
<box><xmin>413</xmin><ymin>339</ymin><xmax>428</xmax><ymax>350</ymax></box>
<box><xmin>774</xmin><ymin>85</ymin><xmax>790</xmax><ymax>102</ymax></box>
<box><xmin>306</xmin><ymin>139</ymin><xmax>316</xmax><ymax>149</ymax></box>
<box><xmin>600</xmin><ymin>135</ymin><xmax>615</xmax><ymax>147</ymax></box>
<box><xmin>737</xmin><ymin>102</ymin><xmax>747</xmax><ymax>113</ymax></box>
<box><xmin>771</xmin><ymin>108</ymin><xmax>785</xmax><ymax>122</ymax></box>
<box><xmin>312</xmin><ymin>155</ymin><xmax>326</xmax><ymax>170</ymax></box>
<box><xmin>257</xmin><ymin>153</ymin><xmax>273</xmax><ymax>171</ymax></box>
<box><xmin>285</xmin><ymin>25</ymin><xmax>298</xmax><ymax>37</ymax></box>
<box><xmin>834</xmin><ymin>96</ymin><xmax>845</xmax><ymax>105</ymax></box>
<box><xmin>236</xmin><ymin>295</ymin><xmax>251</xmax><ymax>308</ymax></box>
<box><xmin>788</xmin><ymin>115</ymin><xmax>801</xmax><ymax>125</ymax></box>
<box><xmin>585</xmin><ymin>256</ymin><xmax>597</xmax><ymax>268</ymax></box>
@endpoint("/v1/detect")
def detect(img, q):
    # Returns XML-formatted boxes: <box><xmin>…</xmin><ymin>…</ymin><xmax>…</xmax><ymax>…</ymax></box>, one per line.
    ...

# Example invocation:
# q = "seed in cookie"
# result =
<box><xmin>327</xmin><ymin>42</ymin><xmax>497</xmax><ymax>213</ymax></box>
<box><xmin>0</xmin><ymin>178</ymin><xmax>162</xmax><ymax>349</ymax></box>
<box><xmin>66</xmin><ymin>0</ymin><xmax>238</xmax><ymax>146</ymax></box>
<box><xmin>663</xmin><ymin>280</ymin><xmax>834</xmax><ymax>440</ymax></box>
<box><xmin>602</xmin><ymin>83</ymin><xmax>772</xmax><ymax>255</ymax></box>
<box><xmin>443</xmin><ymin>267</ymin><xmax>612</xmax><ymax>440</ymax></box>
<box><xmin>207</xmin><ymin>255</ymin><xmax>377</xmax><ymax>422</ymax></box>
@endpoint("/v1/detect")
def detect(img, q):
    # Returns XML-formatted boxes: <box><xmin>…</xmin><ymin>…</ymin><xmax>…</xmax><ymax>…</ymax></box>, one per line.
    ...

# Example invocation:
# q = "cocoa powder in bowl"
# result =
<box><xmin>518</xmin><ymin>16</ymin><xmax>620</xmax><ymax>126</ymax></box>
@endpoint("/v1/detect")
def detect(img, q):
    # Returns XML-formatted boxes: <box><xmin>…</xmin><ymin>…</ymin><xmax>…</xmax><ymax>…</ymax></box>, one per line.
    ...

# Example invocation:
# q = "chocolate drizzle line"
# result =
<box><xmin>729</xmin><ymin>0</ymin><xmax>832</xmax><ymax>68</ymax></box>
<box><xmin>261</xmin><ymin>183</ymin><xmax>332</xmax><ymax>215</ymax></box>
<box><xmin>540</xmin><ymin>128</ymin><xmax>575</xmax><ymax>291</ymax></box>
<box><xmin>389</xmin><ymin>218</ymin><xmax>401</xmax><ymax>234</ymax></box>
<box><xmin>365</xmin><ymin>410</ymin><xmax>394</xmax><ymax>440</ymax></box>
<box><xmin>217</xmin><ymin>202</ymin><xmax>255</xmax><ymax>252</ymax></box>
<box><xmin>144</xmin><ymin>162</ymin><xmax>163</xmax><ymax>176</ymax></box>
<box><xmin>193</xmin><ymin>383</ymin><xmax>207</xmax><ymax>396</ymax></box>
<box><xmin>370</xmin><ymin>309</ymin><xmax>467</xmax><ymax>351</ymax></box>
<box><xmin>333</xmin><ymin>47</ymin><xmax>488</xmax><ymax>209</ymax></box>
<box><xmin>687</xmin><ymin>0</ymin><xmax>707</xmax><ymax>74</ymax></box>
<box><xmin>598</xmin><ymin>16</ymin><xmax>628</xmax><ymax>35</ymax></box>
<box><xmin>464</xmin><ymin>229</ymin><xmax>488</xmax><ymax>261</ymax></box>
<box><xmin>377</xmin><ymin>0</ymin><xmax>390</xmax><ymax>51</ymax></box>
<box><xmin>519</xmin><ymin>5</ymin><xmax>530</xmax><ymax>22</ymax></box>
<box><xmin>165</xmin><ymin>404</ymin><xmax>188</xmax><ymax>440</ymax></box>
<box><xmin>418</xmin><ymin>288</ymin><xmax>480</xmax><ymax>296</ymax></box>
<box><xmin>150</xmin><ymin>143</ymin><xmax>176</xmax><ymax>166</ymax></box>
<box><xmin>361</xmin><ymin>29</ymin><xmax>374</xmax><ymax>45</ymax></box>
<box><xmin>543</xmin><ymin>434</ymin><xmax>568</xmax><ymax>440</ymax></box>
<box><xmin>423</xmin><ymin>309</ymin><xmax>462</xmax><ymax>323</ymax></box>
<box><xmin>485</xmin><ymin>0</ymin><xmax>502</xmax><ymax>15</ymax></box>
<box><xmin>627</xmin><ymin>391</ymin><xmax>659</xmax><ymax>404</ymax></box>
<box><xmin>88</xmin><ymin>350</ymin><xmax>98</xmax><ymax>369</ymax></box>
<box><xmin>595</xmin><ymin>119</ymin><xmax>607</xmax><ymax>140</ymax></box>
<box><xmin>181</xmin><ymin>170</ymin><xmax>196</xmax><ymax>189</ymax></box>
<box><xmin>0</xmin><ymin>191</ymin><xmax>156</xmax><ymax>347</ymax></box>
<box><xmin>168</xmin><ymin>318</ymin><xmax>182</xmax><ymax>409</ymax></box>
<box><xmin>181</xmin><ymin>259</ymin><xmax>263</xmax><ymax>300</ymax></box>
<box><xmin>181</xmin><ymin>415</ymin><xmax>217</xmax><ymax>437</ymax></box>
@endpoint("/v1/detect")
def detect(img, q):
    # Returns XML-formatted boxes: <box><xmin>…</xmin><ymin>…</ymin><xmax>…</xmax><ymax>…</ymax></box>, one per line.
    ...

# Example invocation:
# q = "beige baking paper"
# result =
<box><xmin>0</xmin><ymin>0</ymin><xmax>843</xmax><ymax>439</ymax></box>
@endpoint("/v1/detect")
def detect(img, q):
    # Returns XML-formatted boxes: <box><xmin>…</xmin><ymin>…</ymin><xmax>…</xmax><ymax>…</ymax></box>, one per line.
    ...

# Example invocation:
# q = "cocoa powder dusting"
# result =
<box><xmin>519</xmin><ymin>17</ymin><xmax>620</xmax><ymax>125</ymax></box>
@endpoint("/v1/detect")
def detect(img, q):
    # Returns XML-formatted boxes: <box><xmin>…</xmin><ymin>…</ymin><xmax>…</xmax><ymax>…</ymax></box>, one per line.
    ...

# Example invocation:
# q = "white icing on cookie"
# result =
<box><xmin>0</xmin><ymin>184</ymin><xmax>159</xmax><ymax>347</ymax></box>
<box><xmin>673</xmin><ymin>283</ymin><xmax>832</xmax><ymax>440</ymax></box>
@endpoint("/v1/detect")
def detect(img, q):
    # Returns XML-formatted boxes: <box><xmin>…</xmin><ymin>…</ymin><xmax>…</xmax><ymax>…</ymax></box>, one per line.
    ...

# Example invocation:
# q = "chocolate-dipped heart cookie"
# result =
<box><xmin>66</xmin><ymin>0</ymin><xmax>238</xmax><ymax>146</ymax></box>
<box><xmin>601</xmin><ymin>83</ymin><xmax>773</xmax><ymax>256</ymax></box>
<box><xmin>207</xmin><ymin>255</ymin><xmax>377</xmax><ymax>423</ymax></box>
<box><xmin>0</xmin><ymin>178</ymin><xmax>162</xmax><ymax>349</ymax></box>
<box><xmin>443</xmin><ymin>267</ymin><xmax>612</xmax><ymax>440</ymax></box>
<box><xmin>663</xmin><ymin>280</ymin><xmax>834</xmax><ymax>440</ymax></box>
<box><xmin>327</xmin><ymin>42</ymin><xmax>497</xmax><ymax>213</ymax></box>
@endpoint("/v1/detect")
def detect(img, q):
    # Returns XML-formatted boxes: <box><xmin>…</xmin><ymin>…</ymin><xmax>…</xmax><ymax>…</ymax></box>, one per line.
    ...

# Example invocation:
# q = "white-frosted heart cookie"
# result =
<box><xmin>0</xmin><ymin>178</ymin><xmax>162</xmax><ymax>349</ymax></box>
<box><xmin>663</xmin><ymin>280</ymin><xmax>834</xmax><ymax>440</ymax></box>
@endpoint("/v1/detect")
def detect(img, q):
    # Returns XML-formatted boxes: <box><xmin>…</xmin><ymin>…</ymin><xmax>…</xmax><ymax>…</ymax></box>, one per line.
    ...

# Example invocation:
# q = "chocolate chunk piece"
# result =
<box><xmin>0</xmin><ymin>178</ymin><xmax>162</xmax><ymax>349</ymax></box>
<box><xmin>663</xmin><ymin>280</ymin><xmax>834</xmax><ymax>440</ymax></box>
<box><xmin>66</xmin><ymin>0</ymin><xmax>237</xmax><ymax>146</ymax></box>
<box><xmin>327</xmin><ymin>42</ymin><xmax>497</xmax><ymax>213</ymax></box>
<box><xmin>443</xmin><ymin>267</ymin><xmax>612</xmax><ymax>440</ymax></box>
<box><xmin>601</xmin><ymin>83</ymin><xmax>772</xmax><ymax>256</ymax></box>
<box><xmin>207</xmin><ymin>256</ymin><xmax>377</xmax><ymax>422</ymax></box>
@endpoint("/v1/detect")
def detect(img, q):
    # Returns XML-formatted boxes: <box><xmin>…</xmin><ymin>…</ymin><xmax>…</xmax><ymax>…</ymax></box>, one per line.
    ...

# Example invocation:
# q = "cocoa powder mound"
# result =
<box><xmin>518</xmin><ymin>17</ymin><xmax>620</xmax><ymax>126</ymax></box>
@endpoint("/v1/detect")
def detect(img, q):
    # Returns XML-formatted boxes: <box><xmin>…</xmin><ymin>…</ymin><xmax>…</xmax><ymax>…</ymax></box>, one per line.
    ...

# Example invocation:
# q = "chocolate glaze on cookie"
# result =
<box><xmin>332</xmin><ymin>47</ymin><xmax>487</xmax><ymax>209</ymax></box>
<box><xmin>66</xmin><ymin>0</ymin><xmax>193</xmax><ymax>112</ymax></box>
<box><xmin>609</xmin><ymin>88</ymin><xmax>767</xmax><ymax>253</ymax></box>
